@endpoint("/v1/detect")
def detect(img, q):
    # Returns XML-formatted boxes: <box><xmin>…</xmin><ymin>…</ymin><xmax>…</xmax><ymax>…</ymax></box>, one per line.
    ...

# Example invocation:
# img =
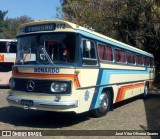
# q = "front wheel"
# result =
<box><xmin>92</xmin><ymin>90</ymin><xmax>111</xmax><ymax>117</ymax></box>
<box><xmin>143</xmin><ymin>83</ymin><xmax>149</xmax><ymax>98</ymax></box>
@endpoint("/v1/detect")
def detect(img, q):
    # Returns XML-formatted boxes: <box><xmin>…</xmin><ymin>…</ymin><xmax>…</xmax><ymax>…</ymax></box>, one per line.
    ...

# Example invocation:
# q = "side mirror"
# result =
<box><xmin>85</xmin><ymin>40</ymin><xmax>91</xmax><ymax>51</ymax></box>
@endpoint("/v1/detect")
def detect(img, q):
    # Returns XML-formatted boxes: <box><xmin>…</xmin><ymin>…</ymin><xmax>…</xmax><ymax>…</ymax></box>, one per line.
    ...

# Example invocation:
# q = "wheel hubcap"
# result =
<box><xmin>100</xmin><ymin>93</ymin><xmax>108</xmax><ymax>112</ymax></box>
<box><xmin>145</xmin><ymin>86</ymin><xmax>148</xmax><ymax>95</ymax></box>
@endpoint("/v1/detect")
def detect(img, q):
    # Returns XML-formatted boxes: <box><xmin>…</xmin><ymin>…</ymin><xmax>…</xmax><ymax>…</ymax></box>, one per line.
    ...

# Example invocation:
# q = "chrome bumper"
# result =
<box><xmin>6</xmin><ymin>95</ymin><xmax>78</xmax><ymax>110</ymax></box>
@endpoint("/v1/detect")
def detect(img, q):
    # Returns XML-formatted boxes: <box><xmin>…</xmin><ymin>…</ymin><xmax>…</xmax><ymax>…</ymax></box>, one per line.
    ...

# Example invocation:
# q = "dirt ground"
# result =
<box><xmin>0</xmin><ymin>88</ymin><xmax>160</xmax><ymax>139</ymax></box>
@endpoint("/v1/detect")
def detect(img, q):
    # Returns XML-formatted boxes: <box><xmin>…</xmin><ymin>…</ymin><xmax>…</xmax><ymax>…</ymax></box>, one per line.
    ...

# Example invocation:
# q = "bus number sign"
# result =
<box><xmin>56</xmin><ymin>24</ymin><xmax>66</xmax><ymax>29</ymax></box>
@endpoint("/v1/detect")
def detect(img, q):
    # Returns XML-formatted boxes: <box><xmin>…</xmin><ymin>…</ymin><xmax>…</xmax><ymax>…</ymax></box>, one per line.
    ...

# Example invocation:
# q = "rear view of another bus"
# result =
<box><xmin>0</xmin><ymin>39</ymin><xmax>17</xmax><ymax>87</ymax></box>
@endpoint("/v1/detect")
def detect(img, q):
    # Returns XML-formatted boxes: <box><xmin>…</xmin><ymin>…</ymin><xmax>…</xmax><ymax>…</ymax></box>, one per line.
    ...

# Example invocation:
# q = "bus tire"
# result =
<box><xmin>143</xmin><ymin>83</ymin><xmax>149</xmax><ymax>98</ymax></box>
<box><xmin>92</xmin><ymin>90</ymin><xmax>111</xmax><ymax>117</ymax></box>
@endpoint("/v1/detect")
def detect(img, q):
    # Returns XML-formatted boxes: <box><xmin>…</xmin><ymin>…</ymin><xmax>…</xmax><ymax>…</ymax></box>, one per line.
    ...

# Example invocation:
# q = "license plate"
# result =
<box><xmin>21</xmin><ymin>100</ymin><xmax>33</xmax><ymax>106</ymax></box>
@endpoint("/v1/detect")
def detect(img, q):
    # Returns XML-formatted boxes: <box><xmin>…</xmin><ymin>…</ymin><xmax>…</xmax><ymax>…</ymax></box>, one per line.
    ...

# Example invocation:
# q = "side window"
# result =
<box><xmin>9</xmin><ymin>42</ymin><xmax>17</xmax><ymax>53</ymax></box>
<box><xmin>0</xmin><ymin>42</ymin><xmax>7</xmax><ymax>53</ymax></box>
<box><xmin>150</xmin><ymin>58</ymin><xmax>154</xmax><ymax>67</ymax></box>
<box><xmin>136</xmin><ymin>54</ymin><xmax>143</xmax><ymax>65</ymax></box>
<box><xmin>98</xmin><ymin>43</ymin><xmax>106</xmax><ymax>60</ymax></box>
<box><xmin>105</xmin><ymin>45</ymin><xmax>113</xmax><ymax>61</ymax></box>
<box><xmin>98</xmin><ymin>43</ymin><xmax>113</xmax><ymax>62</ymax></box>
<box><xmin>115</xmin><ymin>49</ymin><xmax>120</xmax><ymax>62</ymax></box>
<box><xmin>127</xmin><ymin>51</ymin><xmax>135</xmax><ymax>64</ymax></box>
<box><xmin>144</xmin><ymin>57</ymin><xmax>150</xmax><ymax>66</ymax></box>
<box><xmin>82</xmin><ymin>39</ymin><xmax>97</xmax><ymax>65</ymax></box>
<box><xmin>115</xmin><ymin>48</ymin><xmax>126</xmax><ymax>63</ymax></box>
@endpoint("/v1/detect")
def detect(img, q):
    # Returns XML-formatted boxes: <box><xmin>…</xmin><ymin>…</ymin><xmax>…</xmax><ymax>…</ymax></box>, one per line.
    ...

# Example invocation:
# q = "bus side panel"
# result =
<box><xmin>77</xmin><ymin>68</ymin><xmax>99</xmax><ymax>113</ymax></box>
<box><xmin>89</xmin><ymin>63</ymin><xmax>152</xmax><ymax>110</ymax></box>
<box><xmin>0</xmin><ymin>52</ymin><xmax>16</xmax><ymax>86</ymax></box>
<box><xmin>0</xmin><ymin>71</ymin><xmax>12</xmax><ymax>86</ymax></box>
<box><xmin>3</xmin><ymin>53</ymin><xmax>16</xmax><ymax>62</ymax></box>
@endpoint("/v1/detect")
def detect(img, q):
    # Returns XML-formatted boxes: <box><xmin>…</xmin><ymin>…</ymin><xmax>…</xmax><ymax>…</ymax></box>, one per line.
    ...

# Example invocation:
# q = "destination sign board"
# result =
<box><xmin>24</xmin><ymin>24</ymin><xmax>56</xmax><ymax>33</ymax></box>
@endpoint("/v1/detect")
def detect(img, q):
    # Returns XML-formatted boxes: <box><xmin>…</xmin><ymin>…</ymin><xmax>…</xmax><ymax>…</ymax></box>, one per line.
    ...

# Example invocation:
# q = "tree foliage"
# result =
<box><xmin>61</xmin><ymin>0</ymin><xmax>160</xmax><ymax>66</ymax></box>
<box><xmin>3</xmin><ymin>16</ymin><xmax>33</xmax><ymax>38</ymax></box>
<box><xmin>0</xmin><ymin>10</ymin><xmax>33</xmax><ymax>39</ymax></box>
<box><xmin>0</xmin><ymin>10</ymin><xmax>8</xmax><ymax>36</ymax></box>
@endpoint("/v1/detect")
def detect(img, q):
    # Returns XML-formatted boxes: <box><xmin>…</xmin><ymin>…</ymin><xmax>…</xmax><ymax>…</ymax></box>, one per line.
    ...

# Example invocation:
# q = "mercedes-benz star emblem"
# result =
<box><xmin>27</xmin><ymin>80</ymin><xmax>35</xmax><ymax>92</ymax></box>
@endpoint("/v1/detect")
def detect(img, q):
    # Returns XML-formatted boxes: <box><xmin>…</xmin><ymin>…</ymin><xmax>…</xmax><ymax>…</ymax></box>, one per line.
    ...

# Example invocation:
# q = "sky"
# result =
<box><xmin>0</xmin><ymin>0</ymin><xmax>61</xmax><ymax>20</ymax></box>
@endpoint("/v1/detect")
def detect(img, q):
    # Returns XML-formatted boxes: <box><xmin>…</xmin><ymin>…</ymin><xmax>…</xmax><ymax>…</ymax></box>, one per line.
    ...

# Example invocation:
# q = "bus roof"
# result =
<box><xmin>18</xmin><ymin>20</ymin><xmax>153</xmax><ymax>57</ymax></box>
<box><xmin>0</xmin><ymin>39</ymin><xmax>17</xmax><ymax>42</ymax></box>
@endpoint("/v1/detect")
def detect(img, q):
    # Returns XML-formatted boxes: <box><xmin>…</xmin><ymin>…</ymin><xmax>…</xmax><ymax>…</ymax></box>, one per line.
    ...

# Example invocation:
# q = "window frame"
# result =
<box><xmin>150</xmin><ymin>58</ymin><xmax>154</xmax><ymax>67</ymax></box>
<box><xmin>98</xmin><ymin>43</ymin><xmax>106</xmax><ymax>61</ymax></box>
<box><xmin>126</xmin><ymin>51</ymin><xmax>136</xmax><ymax>65</ymax></box>
<box><xmin>135</xmin><ymin>54</ymin><xmax>143</xmax><ymax>66</ymax></box>
<box><xmin>143</xmin><ymin>56</ymin><xmax>150</xmax><ymax>67</ymax></box>
<box><xmin>114</xmin><ymin>48</ymin><xmax>126</xmax><ymax>64</ymax></box>
<box><xmin>97</xmin><ymin>42</ymin><xmax>113</xmax><ymax>63</ymax></box>
<box><xmin>82</xmin><ymin>38</ymin><xmax>98</xmax><ymax>66</ymax></box>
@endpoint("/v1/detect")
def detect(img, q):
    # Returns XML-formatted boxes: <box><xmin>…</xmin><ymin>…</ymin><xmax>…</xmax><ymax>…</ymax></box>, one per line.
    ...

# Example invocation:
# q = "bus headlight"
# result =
<box><xmin>51</xmin><ymin>82</ymin><xmax>68</xmax><ymax>92</ymax></box>
<box><xmin>9</xmin><ymin>78</ymin><xmax>15</xmax><ymax>89</ymax></box>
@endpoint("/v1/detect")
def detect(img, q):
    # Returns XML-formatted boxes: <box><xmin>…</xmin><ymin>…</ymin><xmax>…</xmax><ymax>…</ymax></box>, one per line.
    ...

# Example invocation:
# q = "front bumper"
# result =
<box><xmin>6</xmin><ymin>95</ymin><xmax>78</xmax><ymax>110</ymax></box>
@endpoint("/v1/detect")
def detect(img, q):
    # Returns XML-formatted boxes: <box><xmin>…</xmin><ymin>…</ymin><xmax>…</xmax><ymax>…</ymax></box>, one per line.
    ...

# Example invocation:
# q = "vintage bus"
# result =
<box><xmin>6</xmin><ymin>20</ymin><xmax>155</xmax><ymax>117</ymax></box>
<box><xmin>0</xmin><ymin>39</ymin><xmax>17</xmax><ymax>86</ymax></box>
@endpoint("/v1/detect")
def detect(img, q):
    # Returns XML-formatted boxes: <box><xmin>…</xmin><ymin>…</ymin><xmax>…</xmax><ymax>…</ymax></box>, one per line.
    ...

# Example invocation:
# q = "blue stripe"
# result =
<box><xmin>89</xmin><ymin>69</ymin><xmax>103</xmax><ymax>110</ymax></box>
<box><xmin>89</xmin><ymin>67</ymin><xmax>150</xmax><ymax>110</ymax></box>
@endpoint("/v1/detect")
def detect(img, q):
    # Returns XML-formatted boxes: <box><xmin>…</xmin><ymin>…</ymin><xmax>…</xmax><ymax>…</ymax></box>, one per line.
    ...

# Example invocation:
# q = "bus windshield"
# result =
<box><xmin>16</xmin><ymin>33</ymin><xmax>77</xmax><ymax>65</ymax></box>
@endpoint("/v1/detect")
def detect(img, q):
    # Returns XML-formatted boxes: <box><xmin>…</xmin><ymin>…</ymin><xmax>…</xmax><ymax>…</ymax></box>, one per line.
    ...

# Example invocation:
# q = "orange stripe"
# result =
<box><xmin>116</xmin><ymin>85</ymin><xmax>132</xmax><ymax>102</ymax></box>
<box><xmin>116</xmin><ymin>83</ymin><xmax>144</xmax><ymax>102</ymax></box>
<box><xmin>0</xmin><ymin>54</ymin><xmax>4</xmax><ymax>62</ymax></box>
<box><xmin>12</xmin><ymin>67</ymin><xmax>81</xmax><ymax>89</ymax></box>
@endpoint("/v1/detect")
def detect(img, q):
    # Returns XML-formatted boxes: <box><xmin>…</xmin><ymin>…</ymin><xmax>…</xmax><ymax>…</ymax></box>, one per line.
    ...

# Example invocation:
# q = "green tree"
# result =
<box><xmin>0</xmin><ymin>10</ymin><xmax>8</xmax><ymax>37</ymax></box>
<box><xmin>61</xmin><ymin>0</ymin><xmax>160</xmax><ymax>66</ymax></box>
<box><xmin>0</xmin><ymin>10</ymin><xmax>8</xmax><ymax>20</ymax></box>
<box><xmin>3</xmin><ymin>15</ymin><xmax>33</xmax><ymax>38</ymax></box>
<box><xmin>0</xmin><ymin>10</ymin><xmax>33</xmax><ymax>38</ymax></box>
<box><xmin>112</xmin><ymin>0</ymin><xmax>160</xmax><ymax>65</ymax></box>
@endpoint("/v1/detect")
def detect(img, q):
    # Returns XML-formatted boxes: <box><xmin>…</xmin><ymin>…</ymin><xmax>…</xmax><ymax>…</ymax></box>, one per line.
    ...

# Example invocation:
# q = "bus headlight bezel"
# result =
<box><xmin>51</xmin><ymin>82</ymin><xmax>69</xmax><ymax>93</ymax></box>
<box><xmin>9</xmin><ymin>78</ymin><xmax>15</xmax><ymax>89</ymax></box>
